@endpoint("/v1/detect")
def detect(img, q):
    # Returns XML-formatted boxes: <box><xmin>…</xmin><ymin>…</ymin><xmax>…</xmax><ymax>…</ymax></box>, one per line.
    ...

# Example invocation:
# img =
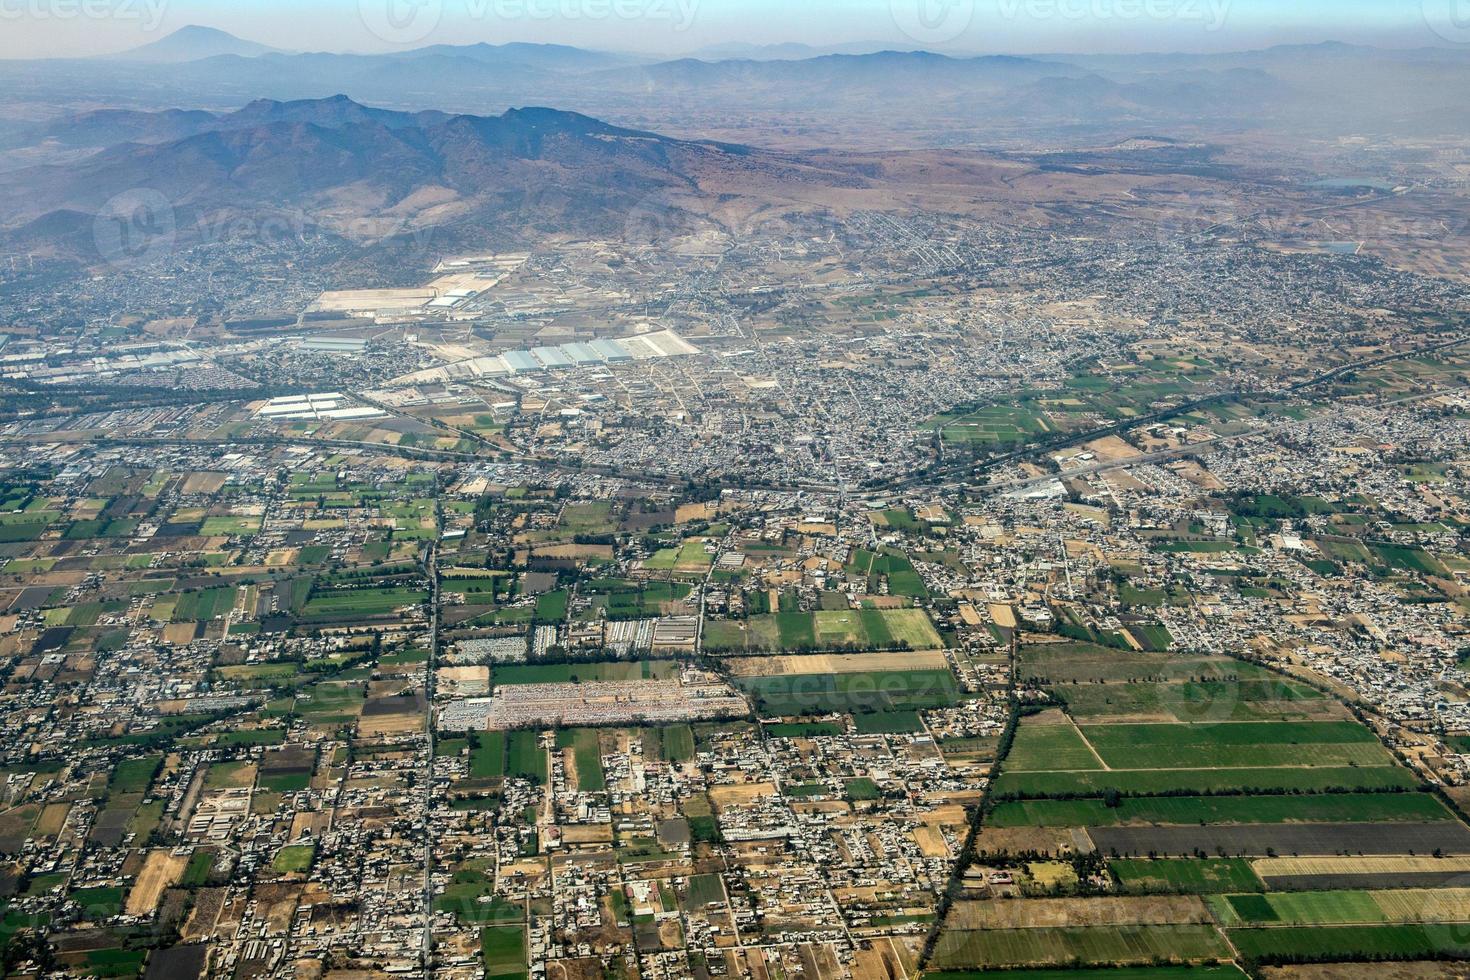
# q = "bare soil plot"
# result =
<box><xmin>126</xmin><ymin>850</ymin><xmax>190</xmax><ymax>916</ymax></box>
<box><xmin>724</xmin><ymin>649</ymin><xmax>948</xmax><ymax>677</ymax></box>
<box><xmin>709</xmin><ymin>783</ymin><xmax>779</xmax><ymax>807</ymax></box>
<box><xmin>946</xmin><ymin>895</ymin><xmax>1210</xmax><ymax>930</ymax></box>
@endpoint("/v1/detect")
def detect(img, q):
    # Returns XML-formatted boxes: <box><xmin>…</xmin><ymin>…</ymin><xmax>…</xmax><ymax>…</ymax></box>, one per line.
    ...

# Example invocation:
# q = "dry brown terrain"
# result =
<box><xmin>126</xmin><ymin>850</ymin><xmax>190</xmax><ymax>916</ymax></box>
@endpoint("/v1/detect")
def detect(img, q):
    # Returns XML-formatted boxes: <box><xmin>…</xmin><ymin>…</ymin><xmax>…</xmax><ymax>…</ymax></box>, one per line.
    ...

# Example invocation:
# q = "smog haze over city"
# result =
<box><xmin>1</xmin><ymin>0</ymin><xmax>1470</xmax><ymax>978</ymax></box>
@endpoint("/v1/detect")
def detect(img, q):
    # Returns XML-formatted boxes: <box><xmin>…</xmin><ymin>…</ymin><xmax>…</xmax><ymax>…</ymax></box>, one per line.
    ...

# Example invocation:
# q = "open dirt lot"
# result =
<box><xmin>126</xmin><ymin>850</ymin><xmax>190</xmax><ymax>916</ymax></box>
<box><xmin>947</xmin><ymin>895</ymin><xmax>1209</xmax><ymax>930</ymax></box>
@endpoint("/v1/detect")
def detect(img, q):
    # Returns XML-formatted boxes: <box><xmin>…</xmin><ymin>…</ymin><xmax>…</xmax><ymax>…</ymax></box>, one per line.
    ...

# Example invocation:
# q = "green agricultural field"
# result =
<box><xmin>847</xmin><ymin>548</ymin><xmax>929</xmax><ymax>597</ymax></box>
<box><xmin>258</xmin><ymin>771</ymin><xmax>310</xmax><ymax>793</ymax></box>
<box><xmin>481</xmin><ymin>925</ymin><xmax>528</xmax><ymax>979</ymax></box>
<box><xmin>853</xmin><ymin>710</ymin><xmax>924</xmax><ymax>734</ymax></box>
<box><xmin>507</xmin><ymin>731</ymin><xmax>546</xmax><ymax>785</ymax></box>
<box><xmin>557</xmin><ymin>501</ymin><xmax>616</xmax><ymax>534</ymax></box>
<box><xmin>927</xmin><ymin>969</ymin><xmax>1246</xmax><ymax>980</ymax></box>
<box><xmin>1056</xmin><ymin>678</ymin><xmax>1328</xmax><ymax>722</ymax></box>
<box><xmin>272</xmin><ymin>844</ymin><xmax>316</xmax><ymax>874</ymax></box>
<box><xmin>494</xmin><ymin>661</ymin><xmax>678</xmax><ymax>685</ymax></box>
<box><xmin>992</xmin><ymin>766</ymin><xmax>1421</xmax><ymax>799</ymax></box>
<box><xmin>301</xmin><ymin>587</ymin><xmax>427</xmax><ymax>619</ymax></box>
<box><xmin>1111</xmin><ymin>858</ymin><xmax>1265</xmax><ymax>894</ymax></box>
<box><xmin>557</xmin><ymin>729</ymin><xmax>604</xmax><ymax>792</ymax></box>
<box><xmin>872</xmin><ymin>608</ymin><xmax>944</xmax><ymax>648</ymax></box>
<box><xmin>200</xmin><ymin>515</ymin><xmax>262</xmax><ymax>536</ymax></box>
<box><xmin>1314</xmin><ymin>537</ymin><xmax>1374</xmax><ymax>565</ymax></box>
<box><xmin>180</xmin><ymin>850</ymin><xmax>215</xmax><ymax>887</ymax></box>
<box><xmin>737</xmin><ymin>668</ymin><xmax>958</xmax><ymax>715</ymax></box>
<box><xmin>1211</xmin><ymin>887</ymin><xmax>1470</xmax><ymax>927</ymax></box>
<box><xmin>765</xmin><ymin>721</ymin><xmax>845</xmax><ymax>738</ymax></box>
<box><xmin>3</xmin><ymin>558</ymin><xmax>55</xmax><ymax>574</ymax></box>
<box><xmin>1227</xmin><ymin>924</ymin><xmax>1470</xmax><ymax>963</ymax></box>
<box><xmin>203</xmin><ymin>760</ymin><xmax>253</xmax><ymax>789</ymax></box>
<box><xmin>1213</xmin><ymin>889</ymin><xmax>1386</xmax><ymax>926</ymax></box>
<box><xmin>661</xmin><ymin>725</ymin><xmax>696</xmax><ymax>762</ymax></box>
<box><xmin>1018</xmin><ymin>644</ymin><xmax>1278</xmax><ymax>684</ymax></box>
<box><xmin>70</xmin><ymin>886</ymin><xmax>125</xmax><ymax>919</ymax></box>
<box><xmin>775</xmin><ymin>611</ymin><xmax>817</xmax><ymax>648</ymax></box>
<box><xmin>1370</xmin><ymin>544</ymin><xmax>1451</xmax><ymax>577</ymax></box>
<box><xmin>294</xmin><ymin>681</ymin><xmax>366</xmax><ymax>726</ymax></box>
<box><xmin>533</xmin><ymin>590</ymin><xmax>568</xmax><ymax>623</ymax></box>
<box><xmin>989</xmin><ymin>793</ymin><xmax>1453</xmax><ymax>828</ymax></box>
<box><xmin>686</xmin><ymin>873</ymin><xmax>725</xmax><ymax>907</ymax></box>
<box><xmin>1129</xmin><ymin>623</ymin><xmax>1175</xmax><ymax>651</ymax></box>
<box><xmin>1120</xmin><ymin>583</ymin><xmax>1168</xmax><ymax>607</ymax></box>
<box><xmin>702</xmin><ymin>620</ymin><xmax>750</xmax><ymax>652</ymax></box>
<box><xmin>172</xmin><ymin>586</ymin><xmax>237</xmax><ymax>622</ymax></box>
<box><xmin>813</xmin><ymin>610</ymin><xmax>869</xmax><ymax>646</ymax></box>
<box><xmin>590</xmin><ymin>580</ymin><xmax>691</xmax><ymax>618</ymax></box>
<box><xmin>76</xmin><ymin>947</ymin><xmax>145</xmax><ymax>977</ymax></box>
<box><xmin>645</xmin><ymin>540</ymin><xmax>714</xmax><ymax>573</ymax></box>
<box><xmin>108</xmin><ymin>756</ymin><xmax>160</xmax><ymax>794</ymax></box>
<box><xmin>1005</xmin><ymin>716</ymin><xmax>1103</xmax><ymax>772</ymax></box>
<box><xmin>436</xmin><ymin>868</ymin><xmax>519</xmax><ymax>926</ymax></box>
<box><xmin>1078</xmin><ymin>721</ymin><xmax>1394</xmax><ymax>770</ymax></box>
<box><xmin>470</xmin><ymin>733</ymin><xmax>506</xmax><ymax>779</ymax></box>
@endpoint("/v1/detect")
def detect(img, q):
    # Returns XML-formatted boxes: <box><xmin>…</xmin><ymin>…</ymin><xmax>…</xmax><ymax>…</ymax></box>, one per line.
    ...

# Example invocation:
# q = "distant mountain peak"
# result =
<box><xmin>106</xmin><ymin>25</ymin><xmax>280</xmax><ymax>63</ymax></box>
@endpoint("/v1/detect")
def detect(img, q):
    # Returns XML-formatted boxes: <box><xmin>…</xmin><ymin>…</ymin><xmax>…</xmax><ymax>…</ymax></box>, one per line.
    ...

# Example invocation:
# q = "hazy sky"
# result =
<box><xmin>0</xmin><ymin>0</ymin><xmax>1460</xmax><ymax>60</ymax></box>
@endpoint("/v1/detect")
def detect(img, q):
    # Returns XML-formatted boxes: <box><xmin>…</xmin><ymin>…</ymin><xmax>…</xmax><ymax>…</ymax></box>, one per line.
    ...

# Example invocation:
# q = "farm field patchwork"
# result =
<box><xmin>704</xmin><ymin>607</ymin><xmax>943</xmax><ymax>652</ymax></box>
<box><xmin>932</xmin><ymin>637</ymin><xmax>1470</xmax><ymax>973</ymax></box>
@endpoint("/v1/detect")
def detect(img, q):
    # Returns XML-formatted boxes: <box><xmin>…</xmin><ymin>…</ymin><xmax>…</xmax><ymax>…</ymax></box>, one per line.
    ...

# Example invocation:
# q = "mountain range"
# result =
<box><xmin>4</xmin><ymin>29</ymin><xmax>1469</xmax><ymax>149</ymax></box>
<box><xmin>109</xmin><ymin>25</ymin><xmax>282</xmax><ymax>63</ymax></box>
<box><xmin>0</xmin><ymin>95</ymin><xmax>865</xmax><ymax>263</ymax></box>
